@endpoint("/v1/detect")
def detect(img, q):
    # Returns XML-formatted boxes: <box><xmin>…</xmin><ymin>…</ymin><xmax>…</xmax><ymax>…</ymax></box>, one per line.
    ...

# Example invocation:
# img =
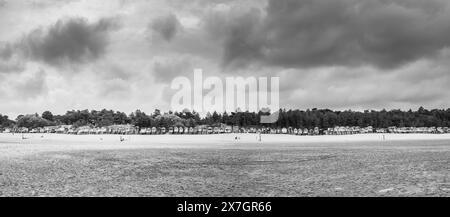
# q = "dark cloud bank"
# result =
<box><xmin>22</xmin><ymin>17</ymin><xmax>120</xmax><ymax>67</ymax></box>
<box><xmin>0</xmin><ymin>17</ymin><xmax>120</xmax><ymax>70</ymax></box>
<box><xmin>208</xmin><ymin>0</ymin><xmax>450</xmax><ymax>69</ymax></box>
<box><xmin>151</xmin><ymin>14</ymin><xmax>181</xmax><ymax>42</ymax></box>
<box><xmin>0</xmin><ymin>43</ymin><xmax>13</xmax><ymax>60</ymax></box>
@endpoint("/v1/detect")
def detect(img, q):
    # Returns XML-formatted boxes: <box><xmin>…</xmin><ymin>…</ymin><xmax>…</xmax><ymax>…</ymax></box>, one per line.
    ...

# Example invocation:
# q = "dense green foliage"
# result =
<box><xmin>15</xmin><ymin>114</ymin><xmax>53</xmax><ymax>129</ymax></box>
<box><xmin>0</xmin><ymin>114</ymin><xmax>13</xmax><ymax>128</ymax></box>
<box><xmin>2</xmin><ymin>107</ymin><xmax>450</xmax><ymax>129</ymax></box>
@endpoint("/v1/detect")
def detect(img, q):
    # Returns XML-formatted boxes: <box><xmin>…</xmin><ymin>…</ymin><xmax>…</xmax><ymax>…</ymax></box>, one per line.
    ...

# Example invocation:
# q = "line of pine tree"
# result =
<box><xmin>2</xmin><ymin>107</ymin><xmax>450</xmax><ymax>130</ymax></box>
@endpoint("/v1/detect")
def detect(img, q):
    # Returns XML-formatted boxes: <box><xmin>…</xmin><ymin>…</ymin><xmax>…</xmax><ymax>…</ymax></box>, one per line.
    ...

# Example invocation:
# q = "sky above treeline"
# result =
<box><xmin>1</xmin><ymin>0</ymin><xmax>450</xmax><ymax>118</ymax></box>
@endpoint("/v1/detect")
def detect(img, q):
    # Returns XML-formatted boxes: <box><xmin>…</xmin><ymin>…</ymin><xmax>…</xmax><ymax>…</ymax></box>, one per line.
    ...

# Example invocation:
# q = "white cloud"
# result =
<box><xmin>1</xmin><ymin>0</ymin><xmax>450</xmax><ymax>118</ymax></box>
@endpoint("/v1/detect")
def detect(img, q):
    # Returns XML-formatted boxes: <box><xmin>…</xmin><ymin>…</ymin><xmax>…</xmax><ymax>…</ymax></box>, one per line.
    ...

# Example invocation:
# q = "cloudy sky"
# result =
<box><xmin>1</xmin><ymin>0</ymin><xmax>450</xmax><ymax>118</ymax></box>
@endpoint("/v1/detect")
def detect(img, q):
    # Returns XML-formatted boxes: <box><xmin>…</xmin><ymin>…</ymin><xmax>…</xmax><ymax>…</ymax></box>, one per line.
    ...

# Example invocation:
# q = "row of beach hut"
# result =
<box><xmin>2</xmin><ymin>125</ymin><xmax>449</xmax><ymax>135</ymax></box>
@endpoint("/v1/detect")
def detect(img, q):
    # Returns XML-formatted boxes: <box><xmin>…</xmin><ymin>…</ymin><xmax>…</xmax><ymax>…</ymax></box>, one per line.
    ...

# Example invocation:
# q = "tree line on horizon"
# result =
<box><xmin>1</xmin><ymin>107</ymin><xmax>450</xmax><ymax>130</ymax></box>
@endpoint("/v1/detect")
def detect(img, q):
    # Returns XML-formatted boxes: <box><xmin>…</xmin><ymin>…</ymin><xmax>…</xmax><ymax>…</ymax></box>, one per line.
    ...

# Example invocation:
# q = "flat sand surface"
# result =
<box><xmin>1</xmin><ymin>133</ymin><xmax>450</xmax><ymax>158</ymax></box>
<box><xmin>0</xmin><ymin>133</ymin><xmax>449</xmax><ymax>196</ymax></box>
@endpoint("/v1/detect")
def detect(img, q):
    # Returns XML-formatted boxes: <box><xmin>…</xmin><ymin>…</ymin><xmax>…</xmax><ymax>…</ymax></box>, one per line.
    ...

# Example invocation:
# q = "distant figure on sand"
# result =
<box><xmin>120</xmin><ymin>136</ymin><xmax>125</xmax><ymax>142</ymax></box>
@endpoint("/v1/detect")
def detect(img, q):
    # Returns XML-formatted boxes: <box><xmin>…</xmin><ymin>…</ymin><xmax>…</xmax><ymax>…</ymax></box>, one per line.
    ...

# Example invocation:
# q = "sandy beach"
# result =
<box><xmin>1</xmin><ymin>133</ymin><xmax>450</xmax><ymax>158</ymax></box>
<box><xmin>1</xmin><ymin>133</ymin><xmax>449</xmax><ymax>196</ymax></box>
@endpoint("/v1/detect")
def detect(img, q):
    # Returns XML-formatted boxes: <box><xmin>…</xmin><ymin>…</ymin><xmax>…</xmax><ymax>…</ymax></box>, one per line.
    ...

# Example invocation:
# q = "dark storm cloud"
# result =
<box><xmin>21</xmin><ymin>17</ymin><xmax>120</xmax><ymax>67</ymax></box>
<box><xmin>0</xmin><ymin>43</ymin><xmax>25</xmax><ymax>74</ymax></box>
<box><xmin>220</xmin><ymin>9</ymin><xmax>264</xmax><ymax>69</ymax></box>
<box><xmin>0</xmin><ymin>43</ymin><xmax>13</xmax><ymax>60</ymax></box>
<box><xmin>209</xmin><ymin>0</ymin><xmax>450</xmax><ymax>69</ymax></box>
<box><xmin>0</xmin><ymin>61</ymin><xmax>25</xmax><ymax>74</ymax></box>
<box><xmin>150</xmin><ymin>14</ymin><xmax>181</xmax><ymax>42</ymax></box>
